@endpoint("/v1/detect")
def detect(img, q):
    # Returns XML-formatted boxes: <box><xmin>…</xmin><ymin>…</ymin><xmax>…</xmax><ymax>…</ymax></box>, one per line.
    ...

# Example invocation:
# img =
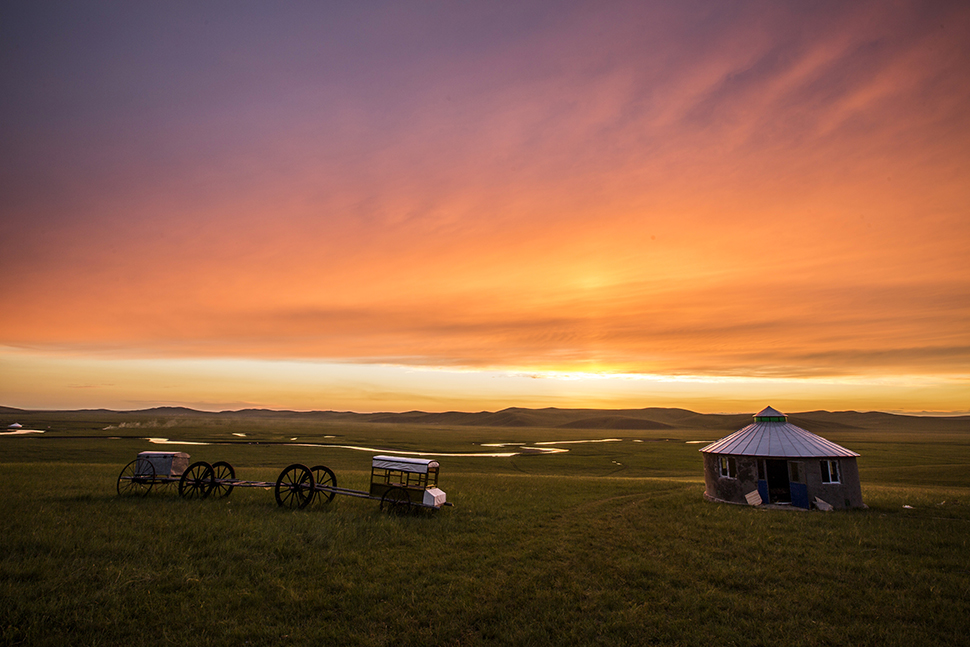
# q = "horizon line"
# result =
<box><xmin>3</xmin><ymin>403</ymin><xmax>969</xmax><ymax>419</ymax></box>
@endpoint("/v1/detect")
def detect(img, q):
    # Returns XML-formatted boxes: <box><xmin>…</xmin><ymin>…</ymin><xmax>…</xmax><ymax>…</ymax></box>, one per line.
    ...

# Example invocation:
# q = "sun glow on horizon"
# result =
<box><xmin>2</xmin><ymin>348</ymin><xmax>967</xmax><ymax>416</ymax></box>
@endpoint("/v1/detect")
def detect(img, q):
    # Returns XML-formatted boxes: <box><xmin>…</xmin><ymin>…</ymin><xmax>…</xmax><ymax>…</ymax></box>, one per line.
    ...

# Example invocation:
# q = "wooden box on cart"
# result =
<box><xmin>369</xmin><ymin>455</ymin><xmax>447</xmax><ymax>507</ymax></box>
<box><xmin>137</xmin><ymin>451</ymin><xmax>190</xmax><ymax>477</ymax></box>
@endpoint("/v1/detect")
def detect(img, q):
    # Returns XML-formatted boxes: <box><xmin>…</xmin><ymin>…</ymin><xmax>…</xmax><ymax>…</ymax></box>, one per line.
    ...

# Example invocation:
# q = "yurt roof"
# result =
<box><xmin>700</xmin><ymin>407</ymin><xmax>859</xmax><ymax>458</ymax></box>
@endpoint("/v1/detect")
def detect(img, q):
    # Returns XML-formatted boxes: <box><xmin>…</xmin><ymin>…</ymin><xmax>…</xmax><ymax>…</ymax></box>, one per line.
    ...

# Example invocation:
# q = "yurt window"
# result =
<box><xmin>820</xmin><ymin>460</ymin><xmax>840</xmax><ymax>483</ymax></box>
<box><xmin>719</xmin><ymin>456</ymin><xmax>737</xmax><ymax>478</ymax></box>
<box><xmin>788</xmin><ymin>461</ymin><xmax>803</xmax><ymax>483</ymax></box>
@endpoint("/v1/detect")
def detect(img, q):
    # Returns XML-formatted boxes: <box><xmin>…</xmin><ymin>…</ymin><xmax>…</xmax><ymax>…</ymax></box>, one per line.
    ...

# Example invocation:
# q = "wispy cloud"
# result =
<box><xmin>2</xmin><ymin>1</ymin><xmax>968</xmax><ymax>410</ymax></box>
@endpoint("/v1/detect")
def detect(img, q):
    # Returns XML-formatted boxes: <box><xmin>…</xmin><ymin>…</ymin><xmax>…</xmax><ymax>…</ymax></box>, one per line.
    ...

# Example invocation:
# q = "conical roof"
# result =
<box><xmin>700</xmin><ymin>406</ymin><xmax>859</xmax><ymax>458</ymax></box>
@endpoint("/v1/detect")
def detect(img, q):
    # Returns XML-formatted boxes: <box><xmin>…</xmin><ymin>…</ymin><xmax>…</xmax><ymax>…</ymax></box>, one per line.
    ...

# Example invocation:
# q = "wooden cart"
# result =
<box><xmin>116</xmin><ymin>452</ymin><xmax>451</xmax><ymax>513</ymax></box>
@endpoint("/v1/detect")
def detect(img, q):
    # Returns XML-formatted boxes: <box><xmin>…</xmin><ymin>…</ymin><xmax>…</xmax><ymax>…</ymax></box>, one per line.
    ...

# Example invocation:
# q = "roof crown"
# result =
<box><xmin>754</xmin><ymin>406</ymin><xmax>787</xmax><ymax>422</ymax></box>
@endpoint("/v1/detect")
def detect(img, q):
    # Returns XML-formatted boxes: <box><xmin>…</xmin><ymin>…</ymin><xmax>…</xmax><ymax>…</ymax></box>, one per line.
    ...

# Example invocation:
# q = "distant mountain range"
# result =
<box><xmin>2</xmin><ymin>405</ymin><xmax>967</xmax><ymax>432</ymax></box>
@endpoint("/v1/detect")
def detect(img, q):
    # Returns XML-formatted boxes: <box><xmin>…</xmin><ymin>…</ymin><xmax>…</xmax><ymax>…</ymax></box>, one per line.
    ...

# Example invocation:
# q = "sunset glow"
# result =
<box><xmin>2</xmin><ymin>2</ymin><xmax>968</xmax><ymax>413</ymax></box>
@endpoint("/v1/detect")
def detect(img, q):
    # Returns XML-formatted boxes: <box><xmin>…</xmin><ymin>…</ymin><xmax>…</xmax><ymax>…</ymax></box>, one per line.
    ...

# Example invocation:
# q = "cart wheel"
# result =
<box><xmin>275</xmin><ymin>464</ymin><xmax>316</xmax><ymax>509</ymax></box>
<box><xmin>117</xmin><ymin>458</ymin><xmax>156</xmax><ymax>497</ymax></box>
<box><xmin>179</xmin><ymin>461</ymin><xmax>215</xmax><ymax>500</ymax></box>
<box><xmin>210</xmin><ymin>461</ymin><xmax>235</xmax><ymax>498</ymax></box>
<box><xmin>380</xmin><ymin>487</ymin><xmax>412</xmax><ymax>515</ymax></box>
<box><xmin>310</xmin><ymin>465</ymin><xmax>337</xmax><ymax>504</ymax></box>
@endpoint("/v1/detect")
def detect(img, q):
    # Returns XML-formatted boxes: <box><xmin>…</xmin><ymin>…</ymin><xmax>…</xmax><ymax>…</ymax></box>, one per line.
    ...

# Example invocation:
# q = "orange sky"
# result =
<box><xmin>2</xmin><ymin>2</ymin><xmax>968</xmax><ymax>413</ymax></box>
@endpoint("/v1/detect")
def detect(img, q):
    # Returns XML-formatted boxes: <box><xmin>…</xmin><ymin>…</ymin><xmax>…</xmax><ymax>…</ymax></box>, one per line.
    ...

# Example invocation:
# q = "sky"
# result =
<box><xmin>2</xmin><ymin>1</ymin><xmax>968</xmax><ymax>414</ymax></box>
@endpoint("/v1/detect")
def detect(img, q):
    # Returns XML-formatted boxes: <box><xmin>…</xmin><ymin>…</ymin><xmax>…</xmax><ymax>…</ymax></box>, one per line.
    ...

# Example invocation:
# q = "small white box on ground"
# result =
<box><xmin>814</xmin><ymin>497</ymin><xmax>834</xmax><ymax>511</ymax></box>
<box><xmin>423</xmin><ymin>488</ymin><xmax>447</xmax><ymax>508</ymax></box>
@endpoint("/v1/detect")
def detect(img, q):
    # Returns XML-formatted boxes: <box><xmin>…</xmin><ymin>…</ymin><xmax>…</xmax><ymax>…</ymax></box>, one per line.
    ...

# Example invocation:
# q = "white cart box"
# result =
<box><xmin>423</xmin><ymin>488</ymin><xmax>447</xmax><ymax>508</ymax></box>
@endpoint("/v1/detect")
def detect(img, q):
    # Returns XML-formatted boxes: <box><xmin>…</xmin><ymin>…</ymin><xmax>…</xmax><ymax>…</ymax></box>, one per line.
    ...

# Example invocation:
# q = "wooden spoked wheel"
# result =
<box><xmin>275</xmin><ymin>464</ymin><xmax>316</xmax><ymax>509</ymax></box>
<box><xmin>380</xmin><ymin>486</ymin><xmax>412</xmax><ymax>514</ymax></box>
<box><xmin>310</xmin><ymin>465</ymin><xmax>337</xmax><ymax>503</ymax></box>
<box><xmin>178</xmin><ymin>461</ymin><xmax>215</xmax><ymax>500</ymax></box>
<box><xmin>210</xmin><ymin>461</ymin><xmax>235</xmax><ymax>498</ymax></box>
<box><xmin>117</xmin><ymin>458</ymin><xmax>155</xmax><ymax>497</ymax></box>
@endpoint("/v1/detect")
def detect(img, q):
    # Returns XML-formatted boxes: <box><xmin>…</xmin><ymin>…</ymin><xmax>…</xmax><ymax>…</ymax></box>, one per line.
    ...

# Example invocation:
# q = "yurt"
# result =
<box><xmin>700</xmin><ymin>406</ymin><xmax>864</xmax><ymax>510</ymax></box>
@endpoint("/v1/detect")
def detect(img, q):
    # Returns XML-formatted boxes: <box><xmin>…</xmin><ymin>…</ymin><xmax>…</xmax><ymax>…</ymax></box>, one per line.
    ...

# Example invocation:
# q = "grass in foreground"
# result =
<box><xmin>2</xmin><ymin>416</ymin><xmax>969</xmax><ymax>646</ymax></box>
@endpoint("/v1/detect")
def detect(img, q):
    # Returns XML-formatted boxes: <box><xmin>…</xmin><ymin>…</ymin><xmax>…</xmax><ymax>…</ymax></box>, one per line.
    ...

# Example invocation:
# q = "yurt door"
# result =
<box><xmin>764</xmin><ymin>459</ymin><xmax>791</xmax><ymax>504</ymax></box>
<box><xmin>788</xmin><ymin>461</ymin><xmax>810</xmax><ymax>509</ymax></box>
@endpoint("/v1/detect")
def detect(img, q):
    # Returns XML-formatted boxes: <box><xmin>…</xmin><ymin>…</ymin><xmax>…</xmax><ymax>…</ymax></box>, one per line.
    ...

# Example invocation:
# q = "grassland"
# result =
<box><xmin>1</xmin><ymin>409</ymin><xmax>969</xmax><ymax>646</ymax></box>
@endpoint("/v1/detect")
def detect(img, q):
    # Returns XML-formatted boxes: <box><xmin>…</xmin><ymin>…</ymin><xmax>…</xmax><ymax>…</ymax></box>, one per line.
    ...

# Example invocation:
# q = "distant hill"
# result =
<box><xmin>136</xmin><ymin>406</ymin><xmax>214</xmax><ymax>416</ymax></box>
<box><xmin>3</xmin><ymin>404</ymin><xmax>967</xmax><ymax>432</ymax></box>
<box><xmin>0</xmin><ymin>406</ymin><xmax>27</xmax><ymax>415</ymax></box>
<box><xmin>558</xmin><ymin>416</ymin><xmax>674</xmax><ymax>430</ymax></box>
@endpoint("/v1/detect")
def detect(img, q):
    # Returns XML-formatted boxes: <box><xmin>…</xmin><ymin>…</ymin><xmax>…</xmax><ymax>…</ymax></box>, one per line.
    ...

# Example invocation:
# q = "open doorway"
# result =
<box><xmin>765</xmin><ymin>459</ymin><xmax>791</xmax><ymax>504</ymax></box>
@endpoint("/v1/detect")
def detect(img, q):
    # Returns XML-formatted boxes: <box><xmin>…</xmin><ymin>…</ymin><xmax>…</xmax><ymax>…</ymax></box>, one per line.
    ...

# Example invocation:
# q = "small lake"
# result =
<box><xmin>143</xmin><ymin>436</ymin><xmax>633</xmax><ymax>457</ymax></box>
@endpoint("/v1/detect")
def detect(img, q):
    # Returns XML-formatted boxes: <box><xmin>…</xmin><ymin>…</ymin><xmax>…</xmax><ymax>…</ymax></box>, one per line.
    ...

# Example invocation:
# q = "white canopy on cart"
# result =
<box><xmin>372</xmin><ymin>455</ymin><xmax>439</xmax><ymax>473</ymax></box>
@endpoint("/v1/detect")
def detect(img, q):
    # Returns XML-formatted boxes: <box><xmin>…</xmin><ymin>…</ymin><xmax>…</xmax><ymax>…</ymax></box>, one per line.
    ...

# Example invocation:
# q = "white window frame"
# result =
<box><xmin>820</xmin><ymin>459</ymin><xmax>840</xmax><ymax>484</ymax></box>
<box><xmin>719</xmin><ymin>456</ymin><xmax>737</xmax><ymax>479</ymax></box>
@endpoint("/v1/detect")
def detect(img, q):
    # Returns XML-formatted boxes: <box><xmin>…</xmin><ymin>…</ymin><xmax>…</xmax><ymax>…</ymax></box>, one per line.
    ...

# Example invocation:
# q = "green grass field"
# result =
<box><xmin>2</xmin><ymin>411</ymin><xmax>969</xmax><ymax>646</ymax></box>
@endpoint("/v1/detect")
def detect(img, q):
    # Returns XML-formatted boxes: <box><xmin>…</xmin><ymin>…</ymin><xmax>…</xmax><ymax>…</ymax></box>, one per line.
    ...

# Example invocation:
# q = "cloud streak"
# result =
<box><xmin>2</xmin><ymin>1</ymin><xmax>968</xmax><ymax>410</ymax></box>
